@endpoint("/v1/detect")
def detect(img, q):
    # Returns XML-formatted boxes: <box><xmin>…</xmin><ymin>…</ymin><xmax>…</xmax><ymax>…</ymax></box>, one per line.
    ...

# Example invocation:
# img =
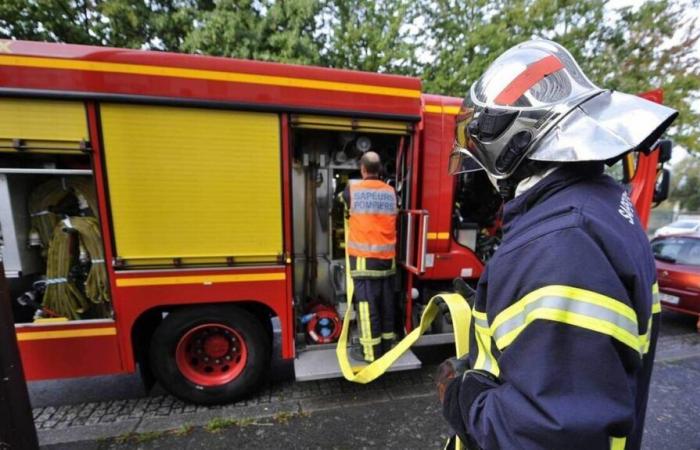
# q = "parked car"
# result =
<box><xmin>650</xmin><ymin>234</ymin><xmax>700</xmax><ymax>330</ymax></box>
<box><xmin>653</xmin><ymin>219</ymin><xmax>700</xmax><ymax>238</ymax></box>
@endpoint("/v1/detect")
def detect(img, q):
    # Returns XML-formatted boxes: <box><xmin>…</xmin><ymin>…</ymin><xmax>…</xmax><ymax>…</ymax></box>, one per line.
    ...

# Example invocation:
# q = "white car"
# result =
<box><xmin>654</xmin><ymin>219</ymin><xmax>700</xmax><ymax>238</ymax></box>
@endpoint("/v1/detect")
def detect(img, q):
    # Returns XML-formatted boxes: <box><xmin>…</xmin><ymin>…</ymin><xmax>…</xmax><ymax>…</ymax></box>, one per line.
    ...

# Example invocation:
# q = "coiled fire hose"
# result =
<box><xmin>336</xmin><ymin>217</ymin><xmax>472</xmax><ymax>449</ymax></box>
<box><xmin>43</xmin><ymin>218</ymin><xmax>91</xmax><ymax>320</ymax></box>
<box><xmin>28</xmin><ymin>177</ymin><xmax>98</xmax><ymax>252</ymax></box>
<box><xmin>42</xmin><ymin>217</ymin><xmax>110</xmax><ymax>319</ymax></box>
<box><xmin>28</xmin><ymin>178</ymin><xmax>109</xmax><ymax>319</ymax></box>
<box><xmin>68</xmin><ymin>216</ymin><xmax>110</xmax><ymax>305</ymax></box>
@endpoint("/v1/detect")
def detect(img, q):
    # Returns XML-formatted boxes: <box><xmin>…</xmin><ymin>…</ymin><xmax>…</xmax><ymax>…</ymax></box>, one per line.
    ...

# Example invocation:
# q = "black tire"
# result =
<box><xmin>149</xmin><ymin>305</ymin><xmax>270</xmax><ymax>405</ymax></box>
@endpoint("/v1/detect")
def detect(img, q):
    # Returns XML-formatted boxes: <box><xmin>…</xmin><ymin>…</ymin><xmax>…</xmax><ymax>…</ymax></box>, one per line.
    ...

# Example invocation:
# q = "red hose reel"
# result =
<box><xmin>302</xmin><ymin>304</ymin><xmax>341</xmax><ymax>344</ymax></box>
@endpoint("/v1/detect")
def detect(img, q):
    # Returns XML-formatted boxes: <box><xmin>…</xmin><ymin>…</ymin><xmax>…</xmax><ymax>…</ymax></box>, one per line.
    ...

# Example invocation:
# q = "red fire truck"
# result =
<box><xmin>0</xmin><ymin>39</ymin><xmax>670</xmax><ymax>404</ymax></box>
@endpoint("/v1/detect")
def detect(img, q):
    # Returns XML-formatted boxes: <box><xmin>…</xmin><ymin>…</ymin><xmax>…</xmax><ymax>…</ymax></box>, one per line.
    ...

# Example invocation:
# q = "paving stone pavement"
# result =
<box><xmin>34</xmin><ymin>364</ymin><xmax>436</xmax><ymax>446</ymax></box>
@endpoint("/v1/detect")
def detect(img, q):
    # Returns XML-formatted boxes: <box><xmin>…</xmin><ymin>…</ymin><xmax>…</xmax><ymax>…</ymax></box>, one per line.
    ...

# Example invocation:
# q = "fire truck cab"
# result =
<box><xmin>0</xmin><ymin>40</ymin><xmax>668</xmax><ymax>404</ymax></box>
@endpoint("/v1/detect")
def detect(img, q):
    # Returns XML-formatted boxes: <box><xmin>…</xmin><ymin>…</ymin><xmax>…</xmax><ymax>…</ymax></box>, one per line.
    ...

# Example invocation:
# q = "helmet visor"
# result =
<box><xmin>449</xmin><ymin>103</ymin><xmax>485</xmax><ymax>175</ymax></box>
<box><xmin>448</xmin><ymin>147</ymin><xmax>483</xmax><ymax>175</ymax></box>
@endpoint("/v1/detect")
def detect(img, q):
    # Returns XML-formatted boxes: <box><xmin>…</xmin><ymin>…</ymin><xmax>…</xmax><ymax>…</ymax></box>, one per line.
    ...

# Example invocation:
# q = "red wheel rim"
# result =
<box><xmin>175</xmin><ymin>323</ymin><xmax>248</xmax><ymax>387</ymax></box>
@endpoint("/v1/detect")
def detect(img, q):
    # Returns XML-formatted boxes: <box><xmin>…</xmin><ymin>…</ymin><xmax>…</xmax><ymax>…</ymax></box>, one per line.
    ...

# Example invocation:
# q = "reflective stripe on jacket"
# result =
<box><xmin>347</xmin><ymin>179</ymin><xmax>397</xmax><ymax>259</ymax></box>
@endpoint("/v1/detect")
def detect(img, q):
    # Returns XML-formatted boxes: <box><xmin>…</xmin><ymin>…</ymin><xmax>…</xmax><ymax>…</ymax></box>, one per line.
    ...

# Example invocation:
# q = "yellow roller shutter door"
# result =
<box><xmin>0</xmin><ymin>98</ymin><xmax>88</xmax><ymax>153</ymax></box>
<box><xmin>101</xmin><ymin>104</ymin><xmax>282</xmax><ymax>266</ymax></box>
<box><xmin>290</xmin><ymin>114</ymin><xmax>412</xmax><ymax>135</ymax></box>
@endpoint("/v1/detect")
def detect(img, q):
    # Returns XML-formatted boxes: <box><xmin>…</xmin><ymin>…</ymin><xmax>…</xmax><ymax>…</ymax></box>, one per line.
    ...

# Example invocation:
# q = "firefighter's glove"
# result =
<box><xmin>436</xmin><ymin>356</ymin><xmax>470</xmax><ymax>404</ymax></box>
<box><xmin>442</xmin><ymin>370</ymin><xmax>500</xmax><ymax>447</ymax></box>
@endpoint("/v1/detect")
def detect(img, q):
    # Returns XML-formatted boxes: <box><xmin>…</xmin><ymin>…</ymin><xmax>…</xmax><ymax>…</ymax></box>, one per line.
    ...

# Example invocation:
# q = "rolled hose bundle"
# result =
<box><xmin>43</xmin><ymin>216</ymin><xmax>111</xmax><ymax>319</ymax></box>
<box><xmin>43</xmin><ymin>219</ymin><xmax>90</xmax><ymax>320</ymax></box>
<box><xmin>28</xmin><ymin>177</ymin><xmax>99</xmax><ymax>252</ymax></box>
<box><xmin>70</xmin><ymin>216</ymin><xmax>110</xmax><ymax>304</ymax></box>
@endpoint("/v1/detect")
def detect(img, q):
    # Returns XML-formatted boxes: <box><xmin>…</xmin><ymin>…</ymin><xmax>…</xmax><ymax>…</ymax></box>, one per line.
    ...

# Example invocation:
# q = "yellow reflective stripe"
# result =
<box><xmin>496</xmin><ymin>308</ymin><xmax>642</xmax><ymax>353</ymax></box>
<box><xmin>359</xmin><ymin>302</ymin><xmax>375</xmax><ymax>361</ymax></box>
<box><xmin>427</xmin><ymin>232</ymin><xmax>450</xmax><ymax>240</ymax></box>
<box><xmin>473</xmin><ymin>322</ymin><xmax>501</xmax><ymax>377</ymax></box>
<box><xmin>610</xmin><ymin>436</ymin><xmax>626</xmax><ymax>450</ymax></box>
<box><xmin>490</xmin><ymin>285</ymin><xmax>663</xmax><ymax>355</ymax></box>
<box><xmin>0</xmin><ymin>54</ymin><xmax>421</xmax><ymax>99</ymax></box>
<box><xmin>17</xmin><ymin>327</ymin><xmax>116</xmax><ymax>341</ymax></box>
<box><xmin>423</xmin><ymin>105</ymin><xmax>461</xmax><ymax>115</ymax></box>
<box><xmin>116</xmin><ymin>272</ymin><xmax>285</xmax><ymax>287</ymax></box>
<box><xmin>490</xmin><ymin>285</ymin><xmax>637</xmax><ymax>332</ymax></box>
<box><xmin>350</xmin><ymin>269</ymin><xmax>396</xmax><ymax>278</ymax></box>
<box><xmin>652</xmin><ymin>282</ymin><xmax>661</xmax><ymax>313</ymax></box>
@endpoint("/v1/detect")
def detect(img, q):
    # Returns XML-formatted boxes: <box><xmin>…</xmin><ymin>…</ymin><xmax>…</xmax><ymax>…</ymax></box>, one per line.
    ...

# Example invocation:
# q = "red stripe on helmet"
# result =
<box><xmin>494</xmin><ymin>55</ymin><xmax>564</xmax><ymax>106</ymax></box>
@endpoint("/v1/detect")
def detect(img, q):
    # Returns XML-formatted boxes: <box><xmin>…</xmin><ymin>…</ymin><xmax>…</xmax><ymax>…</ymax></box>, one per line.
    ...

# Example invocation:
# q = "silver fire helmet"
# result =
<box><xmin>448</xmin><ymin>39</ymin><xmax>678</xmax><ymax>178</ymax></box>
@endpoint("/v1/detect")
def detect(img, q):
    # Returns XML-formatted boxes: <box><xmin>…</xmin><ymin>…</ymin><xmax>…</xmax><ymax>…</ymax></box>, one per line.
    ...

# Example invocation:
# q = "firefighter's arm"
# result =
<box><xmin>444</xmin><ymin>228</ymin><xmax>642</xmax><ymax>449</ymax></box>
<box><xmin>334</xmin><ymin>186</ymin><xmax>351</xmax><ymax>218</ymax></box>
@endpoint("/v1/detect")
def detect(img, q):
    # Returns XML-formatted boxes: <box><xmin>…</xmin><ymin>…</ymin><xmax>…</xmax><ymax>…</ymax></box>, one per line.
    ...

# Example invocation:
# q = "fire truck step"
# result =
<box><xmin>293</xmin><ymin>347</ymin><xmax>422</xmax><ymax>381</ymax></box>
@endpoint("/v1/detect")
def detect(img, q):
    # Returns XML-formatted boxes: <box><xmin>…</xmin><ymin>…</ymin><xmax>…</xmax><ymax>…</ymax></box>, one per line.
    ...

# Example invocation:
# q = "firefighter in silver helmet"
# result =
<box><xmin>437</xmin><ymin>39</ymin><xmax>677</xmax><ymax>450</ymax></box>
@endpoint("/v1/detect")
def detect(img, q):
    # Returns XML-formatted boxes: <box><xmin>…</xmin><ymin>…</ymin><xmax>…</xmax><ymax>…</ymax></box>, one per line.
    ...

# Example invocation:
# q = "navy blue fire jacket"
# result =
<box><xmin>443</xmin><ymin>162</ymin><xmax>660</xmax><ymax>450</ymax></box>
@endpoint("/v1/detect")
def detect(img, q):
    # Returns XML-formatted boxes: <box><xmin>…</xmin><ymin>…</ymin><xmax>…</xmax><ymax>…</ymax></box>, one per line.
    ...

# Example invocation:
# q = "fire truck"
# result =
<box><xmin>0</xmin><ymin>39</ymin><xmax>671</xmax><ymax>404</ymax></box>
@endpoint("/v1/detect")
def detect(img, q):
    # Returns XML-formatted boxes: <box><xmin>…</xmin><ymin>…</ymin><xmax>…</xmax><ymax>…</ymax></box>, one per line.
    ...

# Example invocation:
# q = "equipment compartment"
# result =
<box><xmin>289</xmin><ymin>119</ymin><xmax>412</xmax><ymax>349</ymax></box>
<box><xmin>0</xmin><ymin>98</ymin><xmax>112</xmax><ymax>323</ymax></box>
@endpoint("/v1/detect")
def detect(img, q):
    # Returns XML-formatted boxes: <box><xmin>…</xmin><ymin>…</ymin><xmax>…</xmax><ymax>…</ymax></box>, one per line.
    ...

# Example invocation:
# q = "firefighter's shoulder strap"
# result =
<box><xmin>336</xmin><ymin>217</ymin><xmax>472</xmax><ymax>384</ymax></box>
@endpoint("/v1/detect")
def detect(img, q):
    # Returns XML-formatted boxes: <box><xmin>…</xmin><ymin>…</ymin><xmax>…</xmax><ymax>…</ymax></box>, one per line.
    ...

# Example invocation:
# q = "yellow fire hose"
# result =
<box><xmin>28</xmin><ymin>177</ymin><xmax>98</xmax><ymax>252</ymax></box>
<box><xmin>29</xmin><ymin>178</ymin><xmax>110</xmax><ymax>320</ymax></box>
<box><xmin>336</xmin><ymin>218</ymin><xmax>472</xmax><ymax>448</ymax></box>
<box><xmin>43</xmin><ymin>218</ymin><xmax>91</xmax><ymax>320</ymax></box>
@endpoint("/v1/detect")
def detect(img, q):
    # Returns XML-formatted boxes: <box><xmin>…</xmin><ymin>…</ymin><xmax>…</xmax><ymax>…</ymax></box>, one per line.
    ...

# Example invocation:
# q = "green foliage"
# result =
<box><xmin>0</xmin><ymin>0</ymin><xmax>698</xmax><ymax>151</ymax></box>
<box><xmin>319</xmin><ymin>0</ymin><xmax>419</xmax><ymax>74</ymax></box>
<box><xmin>670</xmin><ymin>156</ymin><xmax>700</xmax><ymax>211</ymax></box>
<box><xmin>183</xmin><ymin>0</ymin><xmax>323</xmax><ymax>64</ymax></box>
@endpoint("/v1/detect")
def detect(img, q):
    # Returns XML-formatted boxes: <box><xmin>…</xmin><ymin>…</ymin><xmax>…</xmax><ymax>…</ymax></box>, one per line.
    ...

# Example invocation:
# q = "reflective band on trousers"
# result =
<box><xmin>489</xmin><ymin>284</ymin><xmax>660</xmax><ymax>355</ymax></box>
<box><xmin>347</xmin><ymin>241</ymin><xmax>396</xmax><ymax>253</ymax></box>
<box><xmin>610</xmin><ymin>436</ymin><xmax>626</xmax><ymax>450</ymax></box>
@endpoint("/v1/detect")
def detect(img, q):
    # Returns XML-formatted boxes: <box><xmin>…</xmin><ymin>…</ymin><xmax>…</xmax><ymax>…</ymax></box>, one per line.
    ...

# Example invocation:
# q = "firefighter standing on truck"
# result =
<box><xmin>341</xmin><ymin>151</ymin><xmax>398</xmax><ymax>363</ymax></box>
<box><xmin>436</xmin><ymin>39</ymin><xmax>678</xmax><ymax>449</ymax></box>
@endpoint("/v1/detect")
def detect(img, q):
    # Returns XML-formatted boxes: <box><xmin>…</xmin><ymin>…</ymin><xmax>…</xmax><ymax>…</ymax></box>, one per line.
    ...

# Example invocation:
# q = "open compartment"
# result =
<box><xmin>288</xmin><ymin>115</ymin><xmax>418</xmax><ymax>356</ymax></box>
<box><xmin>0</xmin><ymin>98</ymin><xmax>112</xmax><ymax>324</ymax></box>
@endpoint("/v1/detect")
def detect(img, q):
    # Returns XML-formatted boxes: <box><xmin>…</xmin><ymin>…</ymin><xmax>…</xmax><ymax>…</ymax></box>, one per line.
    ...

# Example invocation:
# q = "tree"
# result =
<box><xmin>670</xmin><ymin>156</ymin><xmax>700</xmax><ymax>211</ymax></box>
<box><xmin>183</xmin><ymin>0</ymin><xmax>323</xmax><ymax>64</ymax></box>
<box><xmin>319</xmin><ymin>0</ymin><xmax>419</xmax><ymax>74</ymax></box>
<box><xmin>0</xmin><ymin>0</ymin><xmax>213</xmax><ymax>50</ymax></box>
<box><xmin>418</xmin><ymin>0</ymin><xmax>700</xmax><ymax>153</ymax></box>
<box><xmin>418</xmin><ymin>0</ymin><xmax>609</xmax><ymax>98</ymax></box>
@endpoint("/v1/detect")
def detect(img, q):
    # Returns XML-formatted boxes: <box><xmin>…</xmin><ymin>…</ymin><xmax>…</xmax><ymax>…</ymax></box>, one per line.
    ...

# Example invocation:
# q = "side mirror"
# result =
<box><xmin>653</xmin><ymin>168</ymin><xmax>671</xmax><ymax>205</ymax></box>
<box><xmin>657</xmin><ymin>139</ymin><xmax>673</xmax><ymax>164</ymax></box>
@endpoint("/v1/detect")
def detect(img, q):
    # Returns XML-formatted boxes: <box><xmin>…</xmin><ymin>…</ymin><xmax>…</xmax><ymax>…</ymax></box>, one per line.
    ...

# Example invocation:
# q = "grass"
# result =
<box><xmin>171</xmin><ymin>424</ymin><xmax>193</xmax><ymax>437</ymax></box>
<box><xmin>203</xmin><ymin>416</ymin><xmax>256</xmax><ymax>433</ymax></box>
<box><xmin>111</xmin><ymin>431</ymin><xmax>164</xmax><ymax>445</ymax></box>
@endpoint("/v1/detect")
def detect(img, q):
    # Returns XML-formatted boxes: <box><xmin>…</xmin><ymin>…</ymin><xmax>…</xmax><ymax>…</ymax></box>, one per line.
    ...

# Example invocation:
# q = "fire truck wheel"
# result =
<box><xmin>149</xmin><ymin>305</ymin><xmax>270</xmax><ymax>405</ymax></box>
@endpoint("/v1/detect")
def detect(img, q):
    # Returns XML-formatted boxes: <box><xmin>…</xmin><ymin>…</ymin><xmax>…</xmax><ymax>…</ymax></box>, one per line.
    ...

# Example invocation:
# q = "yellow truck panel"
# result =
<box><xmin>0</xmin><ymin>98</ymin><xmax>88</xmax><ymax>152</ymax></box>
<box><xmin>101</xmin><ymin>104</ymin><xmax>282</xmax><ymax>266</ymax></box>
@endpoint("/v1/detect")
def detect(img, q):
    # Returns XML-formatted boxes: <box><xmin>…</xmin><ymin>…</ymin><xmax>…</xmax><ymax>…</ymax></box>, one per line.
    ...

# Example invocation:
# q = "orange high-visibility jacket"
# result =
<box><xmin>347</xmin><ymin>179</ymin><xmax>397</xmax><ymax>259</ymax></box>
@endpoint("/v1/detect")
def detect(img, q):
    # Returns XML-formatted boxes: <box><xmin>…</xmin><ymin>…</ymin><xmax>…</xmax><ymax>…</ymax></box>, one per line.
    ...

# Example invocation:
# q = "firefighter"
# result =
<box><xmin>341</xmin><ymin>151</ymin><xmax>398</xmax><ymax>362</ymax></box>
<box><xmin>437</xmin><ymin>39</ymin><xmax>678</xmax><ymax>449</ymax></box>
